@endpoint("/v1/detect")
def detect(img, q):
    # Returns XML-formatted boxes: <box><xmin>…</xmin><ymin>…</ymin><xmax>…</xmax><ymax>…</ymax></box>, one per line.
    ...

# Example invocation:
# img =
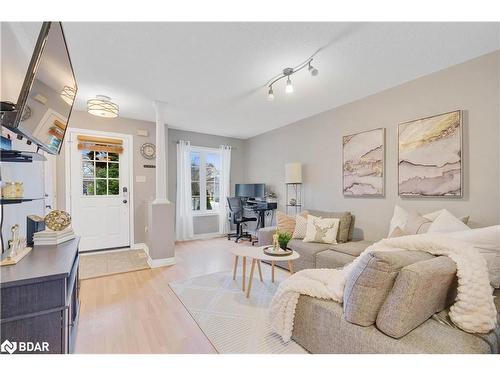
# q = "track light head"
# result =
<box><xmin>308</xmin><ymin>63</ymin><xmax>319</xmax><ymax>77</ymax></box>
<box><xmin>285</xmin><ymin>77</ymin><xmax>294</xmax><ymax>94</ymax></box>
<box><xmin>267</xmin><ymin>86</ymin><xmax>274</xmax><ymax>100</ymax></box>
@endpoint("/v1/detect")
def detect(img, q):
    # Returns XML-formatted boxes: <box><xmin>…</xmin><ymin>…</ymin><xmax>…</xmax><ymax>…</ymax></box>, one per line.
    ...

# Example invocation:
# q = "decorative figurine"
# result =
<box><xmin>8</xmin><ymin>224</ymin><xmax>20</xmax><ymax>258</ymax></box>
<box><xmin>44</xmin><ymin>210</ymin><xmax>72</xmax><ymax>231</ymax></box>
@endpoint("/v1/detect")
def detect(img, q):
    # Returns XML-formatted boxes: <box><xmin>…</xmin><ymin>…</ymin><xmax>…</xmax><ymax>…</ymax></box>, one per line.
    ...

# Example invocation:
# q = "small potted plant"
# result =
<box><xmin>265</xmin><ymin>191</ymin><xmax>277</xmax><ymax>203</ymax></box>
<box><xmin>277</xmin><ymin>231</ymin><xmax>292</xmax><ymax>251</ymax></box>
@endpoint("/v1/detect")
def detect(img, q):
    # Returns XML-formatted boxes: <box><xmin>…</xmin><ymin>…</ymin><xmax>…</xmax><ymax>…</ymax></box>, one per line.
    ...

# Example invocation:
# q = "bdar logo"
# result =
<box><xmin>1</xmin><ymin>340</ymin><xmax>17</xmax><ymax>354</ymax></box>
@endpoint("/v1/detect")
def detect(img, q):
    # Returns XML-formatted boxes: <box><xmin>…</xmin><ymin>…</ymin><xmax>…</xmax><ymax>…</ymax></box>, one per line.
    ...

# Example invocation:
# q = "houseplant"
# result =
<box><xmin>277</xmin><ymin>231</ymin><xmax>292</xmax><ymax>251</ymax></box>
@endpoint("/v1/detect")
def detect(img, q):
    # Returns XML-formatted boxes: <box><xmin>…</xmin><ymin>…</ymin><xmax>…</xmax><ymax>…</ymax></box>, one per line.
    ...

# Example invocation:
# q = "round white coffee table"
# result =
<box><xmin>230</xmin><ymin>246</ymin><xmax>300</xmax><ymax>298</ymax></box>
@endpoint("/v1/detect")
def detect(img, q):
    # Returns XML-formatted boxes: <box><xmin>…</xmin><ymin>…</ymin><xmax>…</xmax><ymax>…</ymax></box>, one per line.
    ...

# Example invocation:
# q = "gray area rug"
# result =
<box><xmin>79</xmin><ymin>249</ymin><xmax>149</xmax><ymax>280</ymax></box>
<box><xmin>169</xmin><ymin>269</ymin><xmax>307</xmax><ymax>354</ymax></box>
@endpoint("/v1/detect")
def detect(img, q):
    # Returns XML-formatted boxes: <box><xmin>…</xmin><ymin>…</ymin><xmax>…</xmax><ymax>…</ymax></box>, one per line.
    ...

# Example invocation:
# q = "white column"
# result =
<box><xmin>153</xmin><ymin>100</ymin><xmax>169</xmax><ymax>204</ymax></box>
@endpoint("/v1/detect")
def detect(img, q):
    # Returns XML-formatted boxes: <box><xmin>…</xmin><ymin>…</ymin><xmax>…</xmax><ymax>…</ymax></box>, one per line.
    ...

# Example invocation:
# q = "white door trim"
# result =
<box><xmin>64</xmin><ymin>127</ymin><xmax>135</xmax><ymax>247</ymax></box>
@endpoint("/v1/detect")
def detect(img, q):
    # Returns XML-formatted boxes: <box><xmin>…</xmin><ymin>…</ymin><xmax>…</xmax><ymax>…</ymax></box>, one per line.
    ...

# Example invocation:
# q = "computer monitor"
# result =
<box><xmin>235</xmin><ymin>183</ymin><xmax>266</xmax><ymax>198</ymax></box>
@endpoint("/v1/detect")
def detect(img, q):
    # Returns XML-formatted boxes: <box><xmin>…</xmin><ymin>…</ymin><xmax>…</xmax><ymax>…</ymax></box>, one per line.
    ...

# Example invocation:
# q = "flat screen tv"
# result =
<box><xmin>235</xmin><ymin>183</ymin><xmax>266</xmax><ymax>198</ymax></box>
<box><xmin>1</xmin><ymin>22</ymin><xmax>77</xmax><ymax>154</ymax></box>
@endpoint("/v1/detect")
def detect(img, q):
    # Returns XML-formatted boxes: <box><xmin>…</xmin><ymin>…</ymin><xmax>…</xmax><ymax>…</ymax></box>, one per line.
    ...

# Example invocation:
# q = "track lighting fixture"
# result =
<box><xmin>266</xmin><ymin>58</ymin><xmax>319</xmax><ymax>100</ymax></box>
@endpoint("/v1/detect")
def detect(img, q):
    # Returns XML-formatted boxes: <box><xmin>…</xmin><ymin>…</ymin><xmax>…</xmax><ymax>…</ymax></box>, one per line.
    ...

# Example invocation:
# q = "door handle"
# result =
<box><xmin>123</xmin><ymin>199</ymin><xmax>128</xmax><ymax>204</ymax></box>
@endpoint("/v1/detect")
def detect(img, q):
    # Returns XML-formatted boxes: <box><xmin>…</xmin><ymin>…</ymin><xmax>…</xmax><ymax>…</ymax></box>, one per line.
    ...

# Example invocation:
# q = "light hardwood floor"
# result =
<box><xmin>75</xmin><ymin>237</ymin><xmax>256</xmax><ymax>354</ymax></box>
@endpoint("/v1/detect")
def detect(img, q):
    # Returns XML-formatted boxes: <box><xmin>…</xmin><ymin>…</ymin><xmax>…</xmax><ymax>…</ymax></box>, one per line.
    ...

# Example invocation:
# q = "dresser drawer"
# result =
<box><xmin>1</xmin><ymin>278</ymin><xmax>65</xmax><ymax>320</ymax></box>
<box><xmin>1</xmin><ymin>310</ymin><xmax>64</xmax><ymax>354</ymax></box>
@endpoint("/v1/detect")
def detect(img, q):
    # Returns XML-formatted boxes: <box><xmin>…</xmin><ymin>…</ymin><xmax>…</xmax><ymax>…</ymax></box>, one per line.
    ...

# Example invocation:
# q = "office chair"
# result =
<box><xmin>227</xmin><ymin>197</ymin><xmax>257</xmax><ymax>243</ymax></box>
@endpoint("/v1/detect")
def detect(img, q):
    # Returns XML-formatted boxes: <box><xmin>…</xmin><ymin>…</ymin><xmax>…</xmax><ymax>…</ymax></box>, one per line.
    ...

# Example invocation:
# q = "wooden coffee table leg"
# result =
<box><xmin>271</xmin><ymin>261</ymin><xmax>275</xmax><ymax>283</ymax></box>
<box><xmin>288</xmin><ymin>260</ymin><xmax>295</xmax><ymax>274</ymax></box>
<box><xmin>246</xmin><ymin>258</ymin><xmax>256</xmax><ymax>298</ymax></box>
<box><xmin>233</xmin><ymin>255</ymin><xmax>239</xmax><ymax>280</ymax></box>
<box><xmin>242</xmin><ymin>257</ymin><xmax>246</xmax><ymax>291</ymax></box>
<box><xmin>257</xmin><ymin>260</ymin><xmax>263</xmax><ymax>282</ymax></box>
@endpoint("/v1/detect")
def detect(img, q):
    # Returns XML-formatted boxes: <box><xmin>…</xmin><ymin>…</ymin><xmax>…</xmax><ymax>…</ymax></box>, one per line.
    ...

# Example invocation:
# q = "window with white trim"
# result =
<box><xmin>191</xmin><ymin>147</ymin><xmax>221</xmax><ymax>214</ymax></box>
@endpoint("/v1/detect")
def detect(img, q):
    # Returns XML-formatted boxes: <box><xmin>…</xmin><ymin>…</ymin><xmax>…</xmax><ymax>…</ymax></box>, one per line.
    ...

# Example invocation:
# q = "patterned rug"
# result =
<box><xmin>169</xmin><ymin>268</ymin><xmax>307</xmax><ymax>354</ymax></box>
<box><xmin>79</xmin><ymin>249</ymin><xmax>150</xmax><ymax>280</ymax></box>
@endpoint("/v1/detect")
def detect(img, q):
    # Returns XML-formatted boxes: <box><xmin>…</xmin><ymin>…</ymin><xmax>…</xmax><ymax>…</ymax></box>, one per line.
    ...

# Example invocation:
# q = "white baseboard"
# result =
<box><xmin>131</xmin><ymin>242</ymin><xmax>149</xmax><ymax>255</ymax></box>
<box><xmin>147</xmin><ymin>256</ymin><xmax>176</xmax><ymax>268</ymax></box>
<box><xmin>131</xmin><ymin>242</ymin><xmax>175</xmax><ymax>268</ymax></box>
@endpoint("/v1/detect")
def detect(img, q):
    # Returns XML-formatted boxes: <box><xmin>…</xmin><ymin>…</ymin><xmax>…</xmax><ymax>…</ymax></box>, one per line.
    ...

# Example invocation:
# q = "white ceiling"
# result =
<box><xmin>15</xmin><ymin>22</ymin><xmax>500</xmax><ymax>138</ymax></box>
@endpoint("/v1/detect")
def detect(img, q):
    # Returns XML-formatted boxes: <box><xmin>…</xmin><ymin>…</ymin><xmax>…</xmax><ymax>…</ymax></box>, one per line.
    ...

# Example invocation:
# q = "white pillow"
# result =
<box><xmin>388</xmin><ymin>205</ymin><xmax>469</xmax><ymax>237</ymax></box>
<box><xmin>427</xmin><ymin>209</ymin><xmax>471</xmax><ymax>234</ymax></box>
<box><xmin>423</xmin><ymin>209</ymin><xmax>470</xmax><ymax>225</ymax></box>
<box><xmin>388</xmin><ymin>205</ymin><xmax>410</xmax><ymax>236</ymax></box>
<box><xmin>443</xmin><ymin>225</ymin><xmax>500</xmax><ymax>288</ymax></box>
<box><xmin>292</xmin><ymin>214</ymin><xmax>308</xmax><ymax>239</ymax></box>
<box><xmin>303</xmin><ymin>215</ymin><xmax>340</xmax><ymax>244</ymax></box>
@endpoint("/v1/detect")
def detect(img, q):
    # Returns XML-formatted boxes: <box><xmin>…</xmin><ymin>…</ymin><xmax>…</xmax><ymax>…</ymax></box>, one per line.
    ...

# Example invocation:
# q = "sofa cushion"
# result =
<box><xmin>287</xmin><ymin>239</ymin><xmax>331</xmax><ymax>271</ymax></box>
<box><xmin>343</xmin><ymin>250</ymin><xmax>434</xmax><ymax>326</ymax></box>
<box><xmin>376</xmin><ymin>256</ymin><xmax>458</xmax><ymax>338</ymax></box>
<box><xmin>329</xmin><ymin>240</ymin><xmax>374</xmax><ymax>257</ymax></box>
<box><xmin>307</xmin><ymin>210</ymin><xmax>351</xmax><ymax>243</ymax></box>
<box><xmin>403</xmin><ymin>212</ymin><xmax>432</xmax><ymax>234</ymax></box>
<box><xmin>348</xmin><ymin>214</ymin><xmax>356</xmax><ymax>241</ymax></box>
<box><xmin>276</xmin><ymin>211</ymin><xmax>296</xmax><ymax>235</ymax></box>
<box><xmin>256</xmin><ymin>226</ymin><xmax>276</xmax><ymax>246</ymax></box>
<box><xmin>316</xmin><ymin>250</ymin><xmax>355</xmax><ymax>269</ymax></box>
<box><xmin>427</xmin><ymin>209</ymin><xmax>471</xmax><ymax>234</ymax></box>
<box><xmin>292</xmin><ymin>215</ymin><xmax>308</xmax><ymax>239</ymax></box>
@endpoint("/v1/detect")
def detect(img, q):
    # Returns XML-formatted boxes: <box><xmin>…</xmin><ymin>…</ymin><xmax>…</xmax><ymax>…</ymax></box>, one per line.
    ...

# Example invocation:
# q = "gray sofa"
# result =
<box><xmin>256</xmin><ymin>209</ymin><xmax>499</xmax><ymax>354</ymax></box>
<box><xmin>292</xmin><ymin>252</ymin><xmax>500</xmax><ymax>354</ymax></box>
<box><xmin>257</xmin><ymin>209</ymin><xmax>374</xmax><ymax>271</ymax></box>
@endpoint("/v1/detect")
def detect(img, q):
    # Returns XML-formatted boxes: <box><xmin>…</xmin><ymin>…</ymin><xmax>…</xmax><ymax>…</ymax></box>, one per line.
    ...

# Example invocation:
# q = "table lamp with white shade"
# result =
<box><xmin>285</xmin><ymin>163</ymin><xmax>302</xmax><ymax>215</ymax></box>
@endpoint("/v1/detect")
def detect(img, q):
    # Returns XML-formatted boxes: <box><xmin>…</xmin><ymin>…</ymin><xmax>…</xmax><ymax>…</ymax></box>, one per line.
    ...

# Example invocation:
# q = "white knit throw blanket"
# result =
<box><xmin>269</xmin><ymin>234</ymin><xmax>497</xmax><ymax>342</ymax></box>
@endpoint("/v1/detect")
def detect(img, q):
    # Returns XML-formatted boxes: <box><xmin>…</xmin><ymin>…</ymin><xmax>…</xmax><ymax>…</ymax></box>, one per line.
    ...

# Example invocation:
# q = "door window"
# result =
<box><xmin>81</xmin><ymin>150</ymin><xmax>120</xmax><ymax>196</ymax></box>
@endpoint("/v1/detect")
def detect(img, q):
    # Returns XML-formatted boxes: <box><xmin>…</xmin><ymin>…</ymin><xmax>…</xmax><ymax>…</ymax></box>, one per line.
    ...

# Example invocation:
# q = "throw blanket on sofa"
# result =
<box><xmin>269</xmin><ymin>234</ymin><xmax>497</xmax><ymax>342</ymax></box>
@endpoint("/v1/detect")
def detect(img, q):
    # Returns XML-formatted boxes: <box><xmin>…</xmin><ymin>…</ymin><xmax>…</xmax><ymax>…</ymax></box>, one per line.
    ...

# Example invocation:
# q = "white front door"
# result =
<box><xmin>43</xmin><ymin>153</ymin><xmax>57</xmax><ymax>214</ymax></box>
<box><xmin>68</xmin><ymin>131</ymin><xmax>131</xmax><ymax>251</ymax></box>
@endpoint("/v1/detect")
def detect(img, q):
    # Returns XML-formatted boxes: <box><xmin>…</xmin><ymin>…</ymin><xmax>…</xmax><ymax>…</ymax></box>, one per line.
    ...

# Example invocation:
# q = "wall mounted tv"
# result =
<box><xmin>0</xmin><ymin>22</ymin><xmax>77</xmax><ymax>154</ymax></box>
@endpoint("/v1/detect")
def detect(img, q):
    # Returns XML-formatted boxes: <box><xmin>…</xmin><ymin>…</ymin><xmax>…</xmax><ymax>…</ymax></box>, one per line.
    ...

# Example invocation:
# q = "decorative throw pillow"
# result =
<box><xmin>292</xmin><ymin>214</ymin><xmax>308</xmax><ymax>239</ymax></box>
<box><xmin>427</xmin><ymin>209</ymin><xmax>471</xmax><ymax>234</ymax></box>
<box><xmin>276</xmin><ymin>211</ymin><xmax>296</xmax><ymax>236</ymax></box>
<box><xmin>388</xmin><ymin>205</ymin><xmax>470</xmax><ymax>237</ymax></box>
<box><xmin>308</xmin><ymin>210</ymin><xmax>351</xmax><ymax>243</ymax></box>
<box><xmin>303</xmin><ymin>215</ymin><xmax>340</xmax><ymax>244</ymax></box>
<box><xmin>388</xmin><ymin>205</ymin><xmax>410</xmax><ymax>237</ymax></box>
<box><xmin>403</xmin><ymin>212</ymin><xmax>432</xmax><ymax>235</ymax></box>
<box><xmin>388</xmin><ymin>226</ymin><xmax>407</xmax><ymax>238</ymax></box>
<box><xmin>423</xmin><ymin>209</ymin><xmax>470</xmax><ymax>225</ymax></box>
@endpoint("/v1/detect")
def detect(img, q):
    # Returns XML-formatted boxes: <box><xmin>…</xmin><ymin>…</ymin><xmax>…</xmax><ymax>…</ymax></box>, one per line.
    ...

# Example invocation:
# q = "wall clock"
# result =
<box><xmin>140</xmin><ymin>143</ymin><xmax>156</xmax><ymax>159</ymax></box>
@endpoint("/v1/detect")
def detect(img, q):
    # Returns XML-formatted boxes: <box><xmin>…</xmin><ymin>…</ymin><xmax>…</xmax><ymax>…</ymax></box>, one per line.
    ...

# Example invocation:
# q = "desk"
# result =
<box><xmin>244</xmin><ymin>202</ymin><xmax>277</xmax><ymax>229</ymax></box>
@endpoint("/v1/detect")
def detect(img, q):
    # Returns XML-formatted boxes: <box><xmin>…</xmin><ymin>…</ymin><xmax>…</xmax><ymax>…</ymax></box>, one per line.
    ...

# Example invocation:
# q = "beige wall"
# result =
<box><xmin>245</xmin><ymin>51</ymin><xmax>500</xmax><ymax>241</ymax></box>
<box><xmin>57</xmin><ymin>111</ymin><xmax>246</xmax><ymax>243</ymax></box>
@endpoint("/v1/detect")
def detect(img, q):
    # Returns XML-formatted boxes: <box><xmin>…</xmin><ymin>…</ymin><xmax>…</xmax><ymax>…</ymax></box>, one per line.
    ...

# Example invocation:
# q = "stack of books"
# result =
<box><xmin>33</xmin><ymin>227</ymin><xmax>75</xmax><ymax>246</ymax></box>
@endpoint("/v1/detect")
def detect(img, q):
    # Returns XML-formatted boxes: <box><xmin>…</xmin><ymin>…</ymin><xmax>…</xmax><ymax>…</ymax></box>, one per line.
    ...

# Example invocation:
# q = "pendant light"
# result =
<box><xmin>87</xmin><ymin>95</ymin><xmax>119</xmax><ymax>118</ymax></box>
